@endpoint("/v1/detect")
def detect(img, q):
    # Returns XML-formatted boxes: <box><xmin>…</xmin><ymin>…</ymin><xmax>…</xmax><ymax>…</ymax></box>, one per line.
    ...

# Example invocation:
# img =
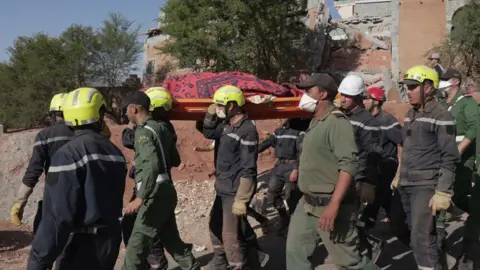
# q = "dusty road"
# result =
<box><xmin>161</xmin><ymin>212</ymin><xmax>469</xmax><ymax>270</ymax></box>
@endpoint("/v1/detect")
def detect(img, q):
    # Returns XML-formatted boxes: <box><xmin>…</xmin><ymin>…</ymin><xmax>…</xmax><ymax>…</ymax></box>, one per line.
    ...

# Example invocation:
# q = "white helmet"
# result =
<box><xmin>338</xmin><ymin>75</ymin><xmax>366</xmax><ymax>96</ymax></box>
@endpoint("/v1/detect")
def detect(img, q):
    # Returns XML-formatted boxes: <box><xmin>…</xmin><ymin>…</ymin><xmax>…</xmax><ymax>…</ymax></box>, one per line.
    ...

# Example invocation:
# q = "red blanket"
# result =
<box><xmin>148</xmin><ymin>71</ymin><xmax>304</xmax><ymax>99</ymax></box>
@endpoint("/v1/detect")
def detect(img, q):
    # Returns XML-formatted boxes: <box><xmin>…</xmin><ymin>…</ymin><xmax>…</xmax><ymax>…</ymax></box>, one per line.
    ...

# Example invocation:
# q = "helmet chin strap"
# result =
<box><xmin>225</xmin><ymin>103</ymin><xmax>242</xmax><ymax>121</ymax></box>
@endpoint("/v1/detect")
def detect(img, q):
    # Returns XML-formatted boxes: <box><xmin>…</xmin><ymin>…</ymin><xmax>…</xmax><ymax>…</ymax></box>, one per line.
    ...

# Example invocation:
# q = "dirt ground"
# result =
<box><xmin>0</xmin><ymin>102</ymin><xmax>415</xmax><ymax>269</ymax></box>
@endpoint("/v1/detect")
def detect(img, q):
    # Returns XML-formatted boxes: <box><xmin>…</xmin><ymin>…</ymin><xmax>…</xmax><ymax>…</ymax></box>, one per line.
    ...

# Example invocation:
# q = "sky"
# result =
<box><xmin>0</xmin><ymin>0</ymin><xmax>166</xmax><ymax>65</ymax></box>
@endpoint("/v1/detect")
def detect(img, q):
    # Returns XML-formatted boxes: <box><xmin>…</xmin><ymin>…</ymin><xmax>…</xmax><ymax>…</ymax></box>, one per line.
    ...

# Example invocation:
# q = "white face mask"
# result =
<box><xmin>216</xmin><ymin>108</ymin><xmax>226</xmax><ymax>119</ymax></box>
<box><xmin>298</xmin><ymin>93</ymin><xmax>318</xmax><ymax>113</ymax></box>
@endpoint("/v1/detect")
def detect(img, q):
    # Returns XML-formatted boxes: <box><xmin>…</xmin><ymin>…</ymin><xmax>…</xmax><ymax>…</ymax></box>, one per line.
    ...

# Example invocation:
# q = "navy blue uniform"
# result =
<box><xmin>27</xmin><ymin>129</ymin><xmax>126</xmax><ymax>270</ymax></box>
<box><xmin>344</xmin><ymin>107</ymin><xmax>383</xmax><ymax>186</ymax></box>
<box><xmin>359</xmin><ymin>110</ymin><xmax>411</xmax><ymax>247</ymax></box>
<box><xmin>259</xmin><ymin>122</ymin><xmax>303</xmax><ymax>217</ymax></box>
<box><xmin>198</xmin><ymin>114</ymin><xmax>261</xmax><ymax>268</ymax></box>
<box><xmin>22</xmin><ymin>120</ymin><xmax>74</xmax><ymax>234</ymax></box>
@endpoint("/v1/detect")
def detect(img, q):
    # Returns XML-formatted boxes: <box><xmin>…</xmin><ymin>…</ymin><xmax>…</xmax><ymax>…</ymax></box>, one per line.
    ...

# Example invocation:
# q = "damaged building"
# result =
<box><xmin>142</xmin><ymin>0</ymin><xmax>470</xmax><ymax>101</ymax></box>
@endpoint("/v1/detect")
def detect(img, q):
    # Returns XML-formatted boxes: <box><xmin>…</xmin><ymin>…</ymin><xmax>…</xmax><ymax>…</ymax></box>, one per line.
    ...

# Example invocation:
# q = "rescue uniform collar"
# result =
<box><xmin>446</xmin><ymin>90</ymin><xmax>463</xmax><ymax>107</ymax></box>
<box><xmin>73</xmin><ymin>127</ymin><xmax>101</xmax><ymax>137</ymax></box>
<box><xmin>230</xmin><ymin>113</ymin><xmax>249</xmax><ymax>128</ymax></box>
<box><xmin>139</xmin><ymin>115</ymin><xmax>154</xmax><ymax>126</ymax></box>
<box><xmin>414</xmin><ymin>98</ymin><xmax>437</xmax><ymax>113</ymax></box>
<box><xmin>346</xmin><ymin>106</ymin><xmax>364</xmax><ymax>116</ymax></box>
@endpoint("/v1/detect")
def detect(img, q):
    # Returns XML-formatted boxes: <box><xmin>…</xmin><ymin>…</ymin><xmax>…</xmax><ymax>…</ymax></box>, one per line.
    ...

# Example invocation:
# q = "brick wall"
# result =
<box><xmin>398</xmin><ymin>0</ymin><xmax>446</xmax><ymax>74</ymax></box>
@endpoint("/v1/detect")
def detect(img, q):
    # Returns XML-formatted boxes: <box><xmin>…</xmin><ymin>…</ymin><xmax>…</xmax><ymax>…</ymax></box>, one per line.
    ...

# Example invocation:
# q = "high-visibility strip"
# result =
<box><xmin>380</xmin><ymin>122</ymin><xmax>400</xmax><ymax>130</ymax></box>
<box><xmin>49</xmin><ymin>154</ymin><xmax>125</xmax><ymax>173</ymax></box>
<box><xmin>448</xmin><ymin>95</ymin><xmax>465</xmax><ymax>111</ymax></box>
<box><xmin>274</xmin><ymin>134</ymin><xmax>298</xmax><ymax>139</ymax></box>
<box><xmin>226</xmin><ymin>133</ymin><xmax>257</xmax><ymax>146</ymax></box>
<box><xmin>144</xmin><ymin>125</ymin><xmax>170</xmax><ymax>178</ymax></box>
<box><xmin>136</xmin><ymin>173</ymin><xmax>169</xmax><ymax>190</ymax></box>
<box><xmin>404</xmin><ymin>117</ymin><xmax>456</xmax><ymax>126</ymax></box>
<box><xmin>349</xmin><ymin>120</ymin><xmax>380</xmax><ymax>131</ymax></box>
<box><xmin>456</xmin><ymin>135</ymin><xmax>465</xmax><ymax>142</ymax></box>
<box><xmin>34</xmin><ymin>136</ymin><xmax>72</xmax><ymax>146</ymax></box>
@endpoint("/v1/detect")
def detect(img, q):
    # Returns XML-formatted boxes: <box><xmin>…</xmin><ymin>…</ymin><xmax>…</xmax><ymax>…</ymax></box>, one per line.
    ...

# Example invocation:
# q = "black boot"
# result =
<box><xmin>274</xmin><ymin>207</ymin><xmax>290</xmax><ymax>237</ymax></box>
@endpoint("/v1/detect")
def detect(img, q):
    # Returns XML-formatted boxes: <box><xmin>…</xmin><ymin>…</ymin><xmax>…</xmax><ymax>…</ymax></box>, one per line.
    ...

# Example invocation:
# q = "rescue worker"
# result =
<box><xmin>396</xmin><ymin>65</ymin><xmax>460</xmax><ymax>270</ymax></box>
<box><xmin>27</xmin><ymin>88</ymin><xmax>127</xmax><ymax>269</ymax></box>
<box><xmin>429</xmin><ymin>53</ymin><xmax>445</xmax><ymax>77</ymax></box>
<box><xmin>361</xmin><ymin>87</ymin><xmax>411</xmax><ymax>250</ymax></box>
<box><xmin>337</xmin><ymin>75</ymin><xmax>384</xmax><ymax>262</ymax></box>
<box><xmin>286</xmin><ymin>72</ymin><xmax>380</xmax><ymax>269</ymax></box>
<box><xmin>122</xmin><ymin>91</ymin><xmax>199</xmax><ymax>270</ymax></box>
<box><xmin>121</xmin><ymin>87</ymin><xmax>178</xmax><ymax>270</ymax></box>
<box><xmin>439</xmin><ymin>68</ymin><xmax>478</xmax><ymax>214</ymax></box>
<box><xmin>439</xmin><ymin>68</ymin><xmax>480</xmax><ymax>269</ymax></box>
<box><xmin>198</xmin><ymin>85</ymin><xmax>266</xmax><ymax>269</ymax></box>
<box><xmin>10</xmin><ymin>93</ymin><xmax>73</xmax><ymax>234</ymax></box>
<box><xmin>258</xmin><ymin>118</ymin><xmax>304</xmax><ymax>235</ymax></box>
<box><xmin>460</xmin><ymin>120</ymin><xmax>480</xmax><ymax>269</ymax></box>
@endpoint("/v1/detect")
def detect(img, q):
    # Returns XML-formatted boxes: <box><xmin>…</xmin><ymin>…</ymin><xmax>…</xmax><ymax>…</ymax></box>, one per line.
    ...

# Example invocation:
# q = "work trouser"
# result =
<box><xmin>209</xmin><ymin>195</ymin><xmax>260</xmax><ymax>269</ymax></box>
<box><xmin>359</xmin><ymin>158</ymin><xmax>410</xmax><ymax>246</ymax></box>
<box><xmin>54</xmin><ymin>226</ymin><xmax>122</xmax><ymax>270</ymax></box>
<box><xmin>33</xmin><ymin>200</ymin><xmax>43</xmax><ymax>235</ymax></box>
<box><xmin>286</xmin><ymin>198</ymin><xmax>380</xmax><ymax>270</ymax></box>
<box><xmin>452</xmin><ymin>160</ymin><xmax>474</xmax><ymax>213</ymax></box>
<box><xmin>122</xmin><ymin>190</ymin><xmax>168</xmax><ymax>270</ymax></box>
<box><xmin>267</xmin><ymin>161</ymin><xmax>302</xmax><ymax>215</ymax></box>
<box><xmin>398</xmin><ymin>185</ymin><xmax>444</xmax><ymax>270</ymax></box>
<box><xmin>122</xmin><ymin>181</ymin><xmax>199</xmax><ymax>270</ymax></box>
<box><xmin>463</xmin><ymin>179</ymin><xmax>480</xmax><ymax>260</ymax></box>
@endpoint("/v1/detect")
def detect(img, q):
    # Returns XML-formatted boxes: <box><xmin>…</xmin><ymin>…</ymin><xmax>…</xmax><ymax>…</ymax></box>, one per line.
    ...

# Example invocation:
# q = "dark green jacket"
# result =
<box><xmin>441</xmin><ymin>91</ymin><xmax>478</xmax><ymax>164</ymax></box>
<box><xmin>134</xmin><ymin>116</ymin><xmax>180</xmax><ymax>199</ymax></box>
<box><xmin>298</xmin><ymin>105</ymin><xmax>359</xmax><ymax>200</ymax></box>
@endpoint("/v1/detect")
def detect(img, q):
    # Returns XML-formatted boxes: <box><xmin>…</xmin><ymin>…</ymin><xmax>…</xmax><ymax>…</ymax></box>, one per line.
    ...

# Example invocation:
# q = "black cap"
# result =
<box><xmin>440</xmin><ymin>68</ymin><xmax>462</xmax><ymax>81</ymax></box>
<box><xmin>296</xmin><ymin>73</ymin><xmax>338</xmax><ymax>94</ymax></box>
<box><xmin>123</xmin><ymin>91</ymin><xmax>151</xmax><ymax>110</ymax></box>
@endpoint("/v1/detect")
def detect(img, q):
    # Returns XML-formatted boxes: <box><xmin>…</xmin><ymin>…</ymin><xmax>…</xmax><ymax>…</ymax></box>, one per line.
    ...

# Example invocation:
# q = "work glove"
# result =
<box><xmin>10</xmin><ymin>184</ymin><xmax>33</xmax><ymax>226</ymax></box>
<box><xmin>233</xmin><ymin>177</ymin><xmax>255</xmax><ymax>216</ymax></box>
<box><xmin>358</xmin><ymin>182</ymin><xmax>376</xmax><ymax>204</ymax></box>
<box><xmin>429</xmin><ymin>191</ymin><xmax>452</xmax><ymax>215</ymax></box>
<box><xmin>206</xmin><ymin>104</ymin><xmax>217</xmax><ymax>115</ymax></box>
<box><xmin>204</xmin><ymin>104</ymin><xmax>218</xmax><ymax>128</ymax></box>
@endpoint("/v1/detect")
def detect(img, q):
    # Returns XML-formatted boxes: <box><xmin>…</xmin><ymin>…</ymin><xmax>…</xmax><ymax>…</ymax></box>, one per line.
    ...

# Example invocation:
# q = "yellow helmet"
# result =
<box><xmin>213</xmin><ymin>85</ymin><xmax>245</xmax><ymax>106</ymax></box>
<box><xmin>49</xmin><ymin>93</ymin><xmax>68</xmax><ymax>112</ymax></box>
<box><xmin>145</xmin><ymin>87</ymin><xmax>172</xmax><ymax>111</ymax></box>
<box><xmin>401</xmin><ymin>65</ymin><xmax>439</xmax><ymax>89</ymax></box>
<box><xmin>63</xmin><ymin>87</ymin><xmax>106</xmax><ymax>127</ymax></box>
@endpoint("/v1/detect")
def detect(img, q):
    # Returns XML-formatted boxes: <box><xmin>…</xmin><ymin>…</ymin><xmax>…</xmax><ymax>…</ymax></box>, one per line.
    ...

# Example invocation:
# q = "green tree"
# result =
<box><xmin>159</xmin><ymin>0</ymin><xmax>307</xmax><ymax>81</ymax></box>
<box><xmin>93</xmin><ymin>12</ymin><xmax>143</xmax><ymax>87</ymax></box>
<box><xmin>92</xmin><ymin>13</ymin><xmax>143</xmax><ymax>121</ymax></box>
<box><xmin>60</xmin><ymin>25</ymin><xmax>99</xmax><ymax>86</ymax></box>
<box><xmin>0</xmin><ymin>34</ymin><xmax>78</xmax><ymax>128</ymax></box>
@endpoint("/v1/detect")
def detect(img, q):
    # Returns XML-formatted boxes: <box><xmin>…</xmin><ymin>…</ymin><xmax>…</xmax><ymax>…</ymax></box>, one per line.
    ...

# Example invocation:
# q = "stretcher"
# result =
<box><xmin>142</xmin><ymin>71</ymin><xmax>310</xmax><ymax>120</ymax></box>
<box><xmin>168</xmin><ymin>96</ymin><xmax>310</xmax><ymax>121</ymax></box>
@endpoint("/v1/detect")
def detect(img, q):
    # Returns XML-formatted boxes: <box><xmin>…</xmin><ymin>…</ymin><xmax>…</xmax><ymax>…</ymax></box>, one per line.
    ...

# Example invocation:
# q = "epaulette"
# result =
<box><xmin>331</xmin><ymin>109</ymin><xmax>347</xmax><ymax>119</ymax></box>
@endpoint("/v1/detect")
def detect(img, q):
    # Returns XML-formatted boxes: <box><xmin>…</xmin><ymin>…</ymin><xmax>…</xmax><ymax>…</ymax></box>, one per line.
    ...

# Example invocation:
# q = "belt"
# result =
<box><xmin>73</xmin><ymin>224</ymin><xmax>108</xmax><ymax>234</ymax></box>
<box><xmin>304</xmin><ymin>194</ymin><xmax>331</xmax><ymax>207</ymax></box>
<box><xmin>380</xmin><ymin>156</ymin><xmax>398</xmax><ymax>164</ymax></box>
<box><xmin>278</xmin><ymin>159</ymin><xmax>296</xmax><ymax>164</ymax></box>
<box><xmin>136</xmin><ymin>173</ymin><xmax>170</xmax><ymax>190</ymax></box>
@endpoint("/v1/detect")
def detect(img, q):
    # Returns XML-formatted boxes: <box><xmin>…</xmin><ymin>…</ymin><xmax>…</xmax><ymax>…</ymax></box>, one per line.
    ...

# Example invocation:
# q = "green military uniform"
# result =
<box><xmin>462</xmin><ymin>112</ymin><xmax>480</xmax><ymax>262</ymax></box>
<box><xmin>441</xmin><ymin>91</ymin><xmax>478</xmax><ymax>212</ymax></box>
<box><xmin>285</xmin><ymin>105</ymin><xmax>380</xmax><ymax>270</ymax></box>
<box><xmin>123</xmin><ymin>116</ymin><xmax>199</xmax><ymax>270</ymax></box>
